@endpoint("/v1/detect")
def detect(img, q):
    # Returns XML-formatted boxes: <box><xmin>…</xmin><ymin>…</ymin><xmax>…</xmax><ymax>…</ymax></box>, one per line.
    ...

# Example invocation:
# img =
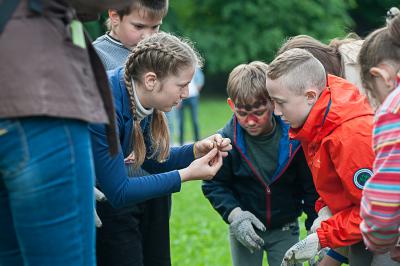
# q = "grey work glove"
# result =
<box><xmin>228</xmin><ymin>207</ymin><xmax>266</xmax><ymax>253</ymax></box>
<box><xmin>94</xmin><ymin>187</ymin><xmax>106</xmax><ymax>228</ymax></box>
<box><xmin>310</xmin><ymin>206</ymin><xmax>332</xmax><ymax>233</ymax></box>
<box><xmin>281</xmin><ymin>233</ymin><xmax>321</xmax><ymax>266</ymax></box>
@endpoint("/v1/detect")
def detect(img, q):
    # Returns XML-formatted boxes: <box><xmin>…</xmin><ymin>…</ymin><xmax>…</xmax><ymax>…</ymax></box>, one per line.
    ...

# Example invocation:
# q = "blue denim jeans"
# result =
<box><xmin>0</xmin><ymin>117</ymin><xmax>96</xmax><ymax>266</ymax></box>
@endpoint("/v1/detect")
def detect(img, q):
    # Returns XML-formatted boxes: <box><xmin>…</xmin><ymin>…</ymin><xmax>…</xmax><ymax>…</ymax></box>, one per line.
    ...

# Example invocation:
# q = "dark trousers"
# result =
<box><xmin>178</xmin><ymin>96</ymin><xmax>200</xmax><ymax>145</ymax></box>
<box><xmin>96</xmin><ymin>195</ymin><xmax>171</xmax><ymax>266</ymax></box>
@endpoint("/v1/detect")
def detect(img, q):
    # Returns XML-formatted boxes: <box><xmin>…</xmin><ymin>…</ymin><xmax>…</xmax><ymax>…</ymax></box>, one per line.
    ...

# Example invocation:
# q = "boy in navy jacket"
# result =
<box><xmin>202</xmin><ymin>61</ymin><xmax>318</xmax><ymax>266</ymax></box>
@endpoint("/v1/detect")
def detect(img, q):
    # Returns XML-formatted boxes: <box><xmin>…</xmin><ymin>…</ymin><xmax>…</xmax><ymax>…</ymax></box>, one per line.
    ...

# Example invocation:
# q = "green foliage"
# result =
<box><xmin>349</xmin><ymin>0</ymin><xmax>399</xmax><ymax>36</ymax></box>
<box><xmin>163</xmin><ymin>0</ymin><xmax>355</xmax><ymax>74</ymax></box>
<box><xmin>84</xmin><ymin>12</ymin><xmax>108</xmax><ymax>40</ymax></box>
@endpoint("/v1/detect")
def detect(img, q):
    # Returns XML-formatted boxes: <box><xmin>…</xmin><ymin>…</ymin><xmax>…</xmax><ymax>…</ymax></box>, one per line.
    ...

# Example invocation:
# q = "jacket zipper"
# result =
<box><xmin>233</xmin><ymin>118</ymin><xmax>300</xmax><ymax>227</ymax></box>
<box><xmin>234</xmin><ymin>143</ymin><xmax>271</xmax><ymax>226</ymax></box>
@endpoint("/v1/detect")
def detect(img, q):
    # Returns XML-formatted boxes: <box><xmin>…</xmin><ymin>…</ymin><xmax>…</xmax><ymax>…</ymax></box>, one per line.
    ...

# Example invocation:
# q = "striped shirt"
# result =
<box><xmin>360</xmin><ymin>85</ymin><xmax>400</xmax><ymax>253</ymax></box>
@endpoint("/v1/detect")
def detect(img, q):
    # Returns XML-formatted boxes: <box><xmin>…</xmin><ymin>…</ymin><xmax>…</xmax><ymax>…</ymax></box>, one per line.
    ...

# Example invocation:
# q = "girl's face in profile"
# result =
<box><xmin>148</xmin><ymin>66</ymin><xmax>195</xmax><ymax>112</ymax></box>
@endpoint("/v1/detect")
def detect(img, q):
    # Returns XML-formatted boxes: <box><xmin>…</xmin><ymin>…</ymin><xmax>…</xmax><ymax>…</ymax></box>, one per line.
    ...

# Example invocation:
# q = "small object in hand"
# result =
<box><xmin>124</xmin><ymin>152</ymin><xmax>136</xmax><ymax>164</ymax></box>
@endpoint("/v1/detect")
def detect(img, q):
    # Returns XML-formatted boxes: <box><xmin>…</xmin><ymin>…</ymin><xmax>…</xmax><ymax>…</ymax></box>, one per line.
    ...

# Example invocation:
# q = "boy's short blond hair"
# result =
<box><xmin>227</xmin><ymin>61</ymin><xmax>270</xmax><ymax>106</ymax></box>
<box><xmin>267</xmin><ymin>48</ymin><xmax>326</xmax><ymax>94</ymax></box>
<box><xmin>107</xmin><ymin>0</ymin><xmax>169</xmax><ymax>30</ymax></box>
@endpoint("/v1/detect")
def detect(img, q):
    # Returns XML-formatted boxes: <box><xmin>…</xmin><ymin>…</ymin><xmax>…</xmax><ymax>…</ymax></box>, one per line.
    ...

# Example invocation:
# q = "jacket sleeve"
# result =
<box><xmin>360</xmin><ymin>112</ymin><xmax>400</xmax><ymax>253</ymax></box>
<box><xmin>90</xmin><ymin>122</ymin><xmax>181</xmax><ymax>209</ymax></box>
<box><xmin>202</xmin><ymin>151</ymin><xmax>241</xmax><ymax>224</ymax></box>
<box><xmin>294</xmin><ymin>148</ymin><xmax>319</xmax><ymax>230</ymax></box>
<box><xmin>315</xmin><ymin>198</ymin><xmax>327</xmax><ymax>213</ymax></box>
<box><xmin>317</xmin><ymin>132</ymin><xmax>375</xmax><ymax>248</ymax></box>
<box><xmin>142</xmin><ymin>144</ymin><xmax>195</xmax><ymax>174</ymax></box>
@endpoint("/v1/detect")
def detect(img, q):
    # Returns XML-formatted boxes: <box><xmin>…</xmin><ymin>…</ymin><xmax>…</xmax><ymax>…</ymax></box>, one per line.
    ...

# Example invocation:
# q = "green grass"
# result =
<box><xmin>170</xmin><ymin>97</ymin><xmax>309</xmax><ymax>266</ymax></box>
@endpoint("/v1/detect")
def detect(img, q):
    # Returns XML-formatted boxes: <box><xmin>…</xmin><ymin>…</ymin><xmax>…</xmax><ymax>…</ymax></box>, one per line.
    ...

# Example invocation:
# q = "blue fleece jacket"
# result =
<box><xmin>90</xmin><ymin>67</ymin><xmax>195</xmax><ymax>208</ymax></box>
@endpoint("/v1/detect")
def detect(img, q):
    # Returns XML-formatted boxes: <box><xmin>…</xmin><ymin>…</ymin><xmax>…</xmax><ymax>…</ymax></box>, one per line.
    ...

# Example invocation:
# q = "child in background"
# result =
<box><xmin>93</xmin><ymin>0</ymin><xmax>167</xmax><ymax>70</ymax></box>
<box><xmin>202</xmin><ymin>61</ymin><xmax>318</xmax><ymax>266</ymax></box>
<box><xmin>358</xmin><ymin>13</ymin><xmax>400</xmax><ymax>263</ymax></box>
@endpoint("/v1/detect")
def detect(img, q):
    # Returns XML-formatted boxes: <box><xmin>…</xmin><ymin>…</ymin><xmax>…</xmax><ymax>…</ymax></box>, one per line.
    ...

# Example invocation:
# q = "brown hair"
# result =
<box><xmin>124</xmin><ymin>32</ymin><xmax>202</xmax><ymax>168</ymax></box>
<box><xmin>267</xmin><ymin>48</ymin><xmax>326</xmax><ymax>94</ymax></box>
<box><xmin>227</xmin><ymin>61</ymin><xmax>270</xmax><ymax>106</ymax></box>
<box><xmin>358</xmin><ymin>14</ymin><xmax>400</xmax><ymax>97</ymax></box>
<box><xmin>278</xmin><ymin>34</ymin><xmax>360</xmax><ymax>77</ymax></box>
<box><xmin>107</xmin><ymin>0</ymin><xmax>169</xmax><ymax>30</ymax></box>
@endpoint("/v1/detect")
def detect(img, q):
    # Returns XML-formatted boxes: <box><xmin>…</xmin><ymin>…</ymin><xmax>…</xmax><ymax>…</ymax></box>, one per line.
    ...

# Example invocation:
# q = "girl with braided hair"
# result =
<box><xmin>90</xmin><ymin>32</ymin><xmax>231</xmax><ymax>266</ymax></box>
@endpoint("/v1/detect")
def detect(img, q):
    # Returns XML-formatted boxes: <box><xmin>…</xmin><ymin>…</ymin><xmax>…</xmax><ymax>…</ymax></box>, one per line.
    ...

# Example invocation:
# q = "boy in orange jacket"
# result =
<box><xmin>266</xmin><ymin>48</ymin><xmax>396</xmax><ymax>265</ymax></box>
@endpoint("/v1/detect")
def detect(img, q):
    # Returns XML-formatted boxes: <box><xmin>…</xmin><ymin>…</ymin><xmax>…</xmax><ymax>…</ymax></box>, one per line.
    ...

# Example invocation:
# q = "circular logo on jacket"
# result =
<box><xmin>353</xmin><ymin>168</ymin><xmax>373</xmax><ymax>189</ymax></box>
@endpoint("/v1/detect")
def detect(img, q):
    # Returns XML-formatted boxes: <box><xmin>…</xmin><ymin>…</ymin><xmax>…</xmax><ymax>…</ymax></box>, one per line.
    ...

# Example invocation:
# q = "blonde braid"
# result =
<box><xmin>124</xmin><ymin>55</ymin><xmax>146</xmax><ymax>168</ymax></box>
<box><xmin>149</xmin><ymin>109</ymin><xmax>170</xmax><ymax>162</ymax></box>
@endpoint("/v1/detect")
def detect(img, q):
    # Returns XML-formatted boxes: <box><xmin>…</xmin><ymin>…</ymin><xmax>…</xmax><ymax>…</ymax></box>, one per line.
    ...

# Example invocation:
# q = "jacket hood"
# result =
<box><xmin>290</xmin><ymin>75</ymin><xmax>374</xmax><ymax>144</ymax></box>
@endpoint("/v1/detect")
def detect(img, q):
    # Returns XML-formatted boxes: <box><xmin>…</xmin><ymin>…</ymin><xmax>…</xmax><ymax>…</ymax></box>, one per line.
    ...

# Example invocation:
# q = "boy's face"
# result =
<box><xmin>109</xmin><ymin>9</ymin><xmax>163</xmax><ymax>49</ymax></box>
<box><xmin>266</xmin><ymin>78</ymin><xmax>317</xmax><ymax>129</ymax></box>
<box><xmin>228</xmin><ymin>98</ymin><xmax>274</xmax><ymax>136</ymax></box>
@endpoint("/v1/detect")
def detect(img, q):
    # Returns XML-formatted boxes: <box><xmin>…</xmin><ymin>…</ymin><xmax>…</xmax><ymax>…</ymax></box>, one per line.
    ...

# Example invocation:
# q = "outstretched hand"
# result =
<box><xmin>179</xmin><ymin>148</ymin><xmax>223</xmax><ymax>182</ymax></box>
<box><xmin>194</xmin><ymin>134</ymin><xmax>232</xmax><ymax>158</ymax></box>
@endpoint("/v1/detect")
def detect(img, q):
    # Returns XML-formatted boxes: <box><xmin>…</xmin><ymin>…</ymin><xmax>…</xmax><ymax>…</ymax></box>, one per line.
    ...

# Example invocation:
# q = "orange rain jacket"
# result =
<box><xmin>289</xmin><ymin>75</ymin><xmax>375</xmax><ymax>248</ymax></box>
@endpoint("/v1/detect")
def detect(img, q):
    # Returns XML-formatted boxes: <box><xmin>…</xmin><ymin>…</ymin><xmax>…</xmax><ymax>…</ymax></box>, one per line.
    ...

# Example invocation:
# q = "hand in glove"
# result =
<box><xmin>228</xmin><ymin>207</ymin><xmax>266</xmax><ymax>253</ymax></box>
<box><xmin>281</xmin><ymin>233</ymin><xmax>320</xmax><ymax>266</ymax></box>
<box><xmin>94</xmin><ymin>187</ymin><xmax>107</xmax><ymax>228</ymax></box>
<box><xmin>310</xmin><ymin>206</ymin><xmax>332</xmax><ymax>233</ymax></box>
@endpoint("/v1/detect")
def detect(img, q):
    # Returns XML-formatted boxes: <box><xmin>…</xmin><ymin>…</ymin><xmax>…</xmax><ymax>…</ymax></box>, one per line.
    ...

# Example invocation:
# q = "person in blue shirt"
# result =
<box><xmin>90</xmin><ymin>32</ymin><xmax>231</xmax><ymax>266</ymax></box>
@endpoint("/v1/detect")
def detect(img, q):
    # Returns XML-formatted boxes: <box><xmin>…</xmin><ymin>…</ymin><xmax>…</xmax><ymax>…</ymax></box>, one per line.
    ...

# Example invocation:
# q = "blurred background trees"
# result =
<box><xmin>85</xmin><ymin>0</ymin><xmax>399</xmax><ymax>96</ymax></box>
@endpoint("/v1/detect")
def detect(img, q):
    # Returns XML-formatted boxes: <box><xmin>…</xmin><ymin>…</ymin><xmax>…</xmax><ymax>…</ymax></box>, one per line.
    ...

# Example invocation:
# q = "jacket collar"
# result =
<box><xmin>289</xmin><ymin>88</ymin><xmax>331</xmax><ymax>144</ymax></box>
<box><xmin>289</xmin><ymin>74</ymin><xmax>374</xmax><ymax>145</ymax></box>
<box><xmin>231</xmin><ymin>114</ymin><xmax>300</xmax><ymax>183</ymax></box>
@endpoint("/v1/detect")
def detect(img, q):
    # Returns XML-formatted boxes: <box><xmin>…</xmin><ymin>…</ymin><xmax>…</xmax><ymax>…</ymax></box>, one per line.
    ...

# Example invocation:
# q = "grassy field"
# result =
<box><xmin>170</xmin><ymin>97</ymin><xmax>308</xmax><ymax>266</ymax></box>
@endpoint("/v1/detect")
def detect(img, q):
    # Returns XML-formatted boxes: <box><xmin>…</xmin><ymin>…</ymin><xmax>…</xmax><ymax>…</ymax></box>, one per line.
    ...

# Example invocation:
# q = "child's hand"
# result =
<box><xmin>194</xmin><ymin>134</ymin><xmax>232</xmax><ymax>158</ymax></box>
<box><xmin>94</xmin><ymin>187</ymin><xmax>107</xmax><ymax>202</ymax></box>
<box><xmin>179</xmin><ymin>148</ymin><xmax>223</xmax><ymax>182</ymax></box>
<box><xmin>124</xmin><ymin>152</ymin><xmax>135</xmax><ymax>164</ymax></box>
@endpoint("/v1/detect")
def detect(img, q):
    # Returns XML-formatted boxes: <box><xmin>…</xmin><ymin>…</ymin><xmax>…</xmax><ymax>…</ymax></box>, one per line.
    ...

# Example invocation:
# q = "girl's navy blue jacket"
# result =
<box><xmin>202</xmin><ymin>116</ymin><xmax>318</xmax><ymax>229</ymax></box>
<box><xmin>90</xmin><ymin>67</ymin><xmax>195</xmax><ymax>208</ymax></box>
